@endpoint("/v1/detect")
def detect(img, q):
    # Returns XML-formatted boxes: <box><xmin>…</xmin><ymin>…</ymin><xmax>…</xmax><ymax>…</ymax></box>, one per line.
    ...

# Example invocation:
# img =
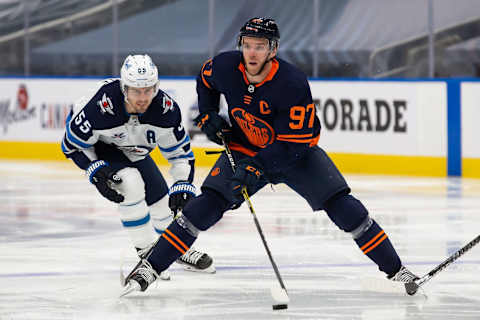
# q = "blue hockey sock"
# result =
<box><xmin>354</xmin><ymin>220</ymin><xmax>402</xmax><ymax>276</ymax></box>
<box><xmin>147</xmin><ymin>220</ymin><xmax>196</xmax><ymax>272</ymax></box>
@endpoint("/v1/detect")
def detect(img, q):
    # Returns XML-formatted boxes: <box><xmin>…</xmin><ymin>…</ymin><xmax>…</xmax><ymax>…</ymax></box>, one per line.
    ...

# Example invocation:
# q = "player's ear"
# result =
<box><xmin>269</xmin><ymin>46</ymin><xmax>277</xmax><ymax>59</ymax></box>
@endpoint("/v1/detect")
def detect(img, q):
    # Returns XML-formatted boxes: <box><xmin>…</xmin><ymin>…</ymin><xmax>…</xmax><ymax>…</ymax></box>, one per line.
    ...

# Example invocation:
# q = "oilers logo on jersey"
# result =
<box><xmin>231</xmin><ymin>107</ymin><xmax>274</xmax><ymax>148</ymax></box>
<box><xmin>197</xmin><ymin>51</ymin><xmax>321</xmax><ymax>161</ymax></box>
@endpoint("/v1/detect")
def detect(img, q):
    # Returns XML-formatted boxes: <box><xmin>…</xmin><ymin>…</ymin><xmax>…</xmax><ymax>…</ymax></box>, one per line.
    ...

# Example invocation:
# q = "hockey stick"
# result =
<box><xmin>405</xmin><ymin>234</ymin><xmax>480</xmax><ymax>295</ymax></box>
<box><xmin>205</xmin><ymin>150</ymin><xmax>224</xmax><ymax>155</ymax></box>
<box><xmin>219</xmin><ymin>134</ymin><xmax>289</xmax><ymax>310</ymax></box>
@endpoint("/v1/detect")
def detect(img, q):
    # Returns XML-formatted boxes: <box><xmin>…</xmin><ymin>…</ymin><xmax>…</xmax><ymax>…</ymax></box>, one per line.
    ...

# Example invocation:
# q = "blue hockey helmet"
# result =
<box><xmin>237</xmin><ymin>17</ymin><xmax>280</xmax><ymax>50</ymax></box>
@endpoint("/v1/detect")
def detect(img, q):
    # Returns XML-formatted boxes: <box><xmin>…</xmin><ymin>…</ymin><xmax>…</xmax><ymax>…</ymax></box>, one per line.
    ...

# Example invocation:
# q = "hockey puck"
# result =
<box><xmin>272</xmin><ymin>304</ymin><xmax>288</xmax><ymax>310</ymax></box>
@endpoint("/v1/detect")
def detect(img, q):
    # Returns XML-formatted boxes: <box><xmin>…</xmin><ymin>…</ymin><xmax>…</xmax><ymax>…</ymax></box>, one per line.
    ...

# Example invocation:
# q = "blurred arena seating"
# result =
<box><xmin>2</xmin><ymin>0</ymin><xmax>480</xmax><ymax>78</ymax></box>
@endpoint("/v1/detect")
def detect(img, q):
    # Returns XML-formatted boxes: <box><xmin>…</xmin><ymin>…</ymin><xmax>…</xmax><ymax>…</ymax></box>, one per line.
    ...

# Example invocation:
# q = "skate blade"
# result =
<box><xmin>159</xmin><ymin>270</ymin><xmax>171</xmax><ymax>281</ymax></box>
<box><xmin>119</xmin><ymin>280</ymin><xmax>141</xmax><ymax>297</ymax></box>
<box><xmin>122</xmin><ymin>265</ymin><xmax>169</xmax><ymax>284</ymax></box>
<box><xmin>360</xmin><ymin>277</ymin><xmax>410</xmax><ymax>295</ymax></box>
<box><xmin>182</xmin><ymin>264</ymin><xmax>216</xmax><ymax>274</ymax></box>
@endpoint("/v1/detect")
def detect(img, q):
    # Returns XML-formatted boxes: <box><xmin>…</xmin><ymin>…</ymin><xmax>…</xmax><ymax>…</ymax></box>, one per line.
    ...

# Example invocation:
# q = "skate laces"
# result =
<box><xmin>391</xmin><ymin>266</ymin><xmax>418</xmax><ymax>282</ymax></box>
<box><xmin>135</xmin><ymin>260</ymin><xmax>159</xmax><ymax>284</ymax></box>
<box><xmin>181</xmin><ymin>248</ymin><xmax>204</xmax><ymax>264</ymax></box>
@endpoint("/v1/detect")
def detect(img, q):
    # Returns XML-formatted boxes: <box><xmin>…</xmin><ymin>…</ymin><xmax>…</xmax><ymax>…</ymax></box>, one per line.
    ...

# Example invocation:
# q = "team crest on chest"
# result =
<box><xmin>111</xmin><ymin>132</ymin><xmax>127</xmax><ymax>140</ymax></box>
<box><xmin>97</xmin><ymin>93</ymin><xmax>115</xmax><ymax>115</ymax></box>
<box><xmin>231</xmin><ymin>108</ymin><xmax>274</xmax><ymax>148</ymax></box>
<box><xmin>118</xmin><ymin>145</ymin><xmax>151</xmax><ymax>156</ymax></box>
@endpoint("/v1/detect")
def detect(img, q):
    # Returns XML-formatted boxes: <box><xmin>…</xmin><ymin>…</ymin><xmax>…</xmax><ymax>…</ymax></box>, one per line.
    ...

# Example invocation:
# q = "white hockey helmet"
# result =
<box><xmin>120</xmin><ymin>54</ymin><xmax>159</xmax><ymax>96</ymax></box>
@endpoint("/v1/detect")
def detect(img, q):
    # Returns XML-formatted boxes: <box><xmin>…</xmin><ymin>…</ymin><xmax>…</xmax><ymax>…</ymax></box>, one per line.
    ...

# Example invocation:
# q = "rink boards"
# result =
<box><xmin>0</xmin><ymin>77</ymin><xmax>478</xmax><ymax>177</ymax></box>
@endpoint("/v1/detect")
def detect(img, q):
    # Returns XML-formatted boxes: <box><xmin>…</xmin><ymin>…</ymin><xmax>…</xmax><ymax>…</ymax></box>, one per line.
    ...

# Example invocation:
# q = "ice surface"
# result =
<box><xmin>1</xmin><ymin>160</ymin><xmax>479</xmax><ymax>319</ymax></box>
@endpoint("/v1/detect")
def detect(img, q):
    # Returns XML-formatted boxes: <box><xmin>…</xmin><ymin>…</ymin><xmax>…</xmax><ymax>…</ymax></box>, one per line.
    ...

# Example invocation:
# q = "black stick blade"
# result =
<box><xmin>272</xmin><ymin>304</ymin><xmax>288</xmax><ymax>310</ymax></box>
<box><xmin>405</xmin><ymin>282</ymin><xmax>420</xmax><ymax>296</ymax></box>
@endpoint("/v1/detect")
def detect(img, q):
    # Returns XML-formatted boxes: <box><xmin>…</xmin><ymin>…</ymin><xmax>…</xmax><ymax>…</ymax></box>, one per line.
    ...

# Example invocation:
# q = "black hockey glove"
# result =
<box><xmin>230</xmin><ymin>158</ymin><xmax>264</xmax><ymax>201</ymax></box>
<box><xmin>168</xmin><ymin>181</ymin><xmax>196</xmax><ymax>214</ymax></box>
<box><xmin>86</xmin><ymin>160</ymin><xmax>124</xmax><ymax>203</ymax></box>
<box><xmin>194</xmin><ymin>111</ymin><xmax>229</xmax><ymax>145</ymax></box>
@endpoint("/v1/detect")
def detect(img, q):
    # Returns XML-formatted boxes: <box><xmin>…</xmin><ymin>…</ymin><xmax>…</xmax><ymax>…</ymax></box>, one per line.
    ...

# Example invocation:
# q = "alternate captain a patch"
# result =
<box><xmin>231</xmin><ymin>107</ymin><xmax>274</xmax><ymax>148</ymax></box>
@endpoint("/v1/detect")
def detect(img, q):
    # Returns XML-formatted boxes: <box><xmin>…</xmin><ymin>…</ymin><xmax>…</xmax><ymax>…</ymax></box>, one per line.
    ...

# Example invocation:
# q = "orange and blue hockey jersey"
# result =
<box><xmin>196</xmin><ymin>51</ymin><xmax>321</xmax><ymax>172</ymax></box>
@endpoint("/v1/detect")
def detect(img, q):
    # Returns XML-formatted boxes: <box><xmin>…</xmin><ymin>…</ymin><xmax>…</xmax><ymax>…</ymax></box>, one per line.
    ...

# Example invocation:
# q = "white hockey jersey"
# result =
<box><xmin>61</xmin><ymin>79</ymin><xmax>194</xmax><ymax>182</ymax></box>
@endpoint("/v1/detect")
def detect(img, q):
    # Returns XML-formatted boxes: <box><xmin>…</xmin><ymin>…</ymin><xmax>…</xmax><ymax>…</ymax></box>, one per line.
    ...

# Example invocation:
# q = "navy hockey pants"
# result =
<box><xmin>95</xmin><ymin>143</ymin><xmax>169</xmax><ymax>206</ymax></box>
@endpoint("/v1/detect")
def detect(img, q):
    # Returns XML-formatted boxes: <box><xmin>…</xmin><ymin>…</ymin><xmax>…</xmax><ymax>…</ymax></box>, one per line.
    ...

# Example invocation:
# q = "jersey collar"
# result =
<box><xmin>238</xmin><ymin>58</ymin><xmax>279</xmax><ymax>88</ymax></box>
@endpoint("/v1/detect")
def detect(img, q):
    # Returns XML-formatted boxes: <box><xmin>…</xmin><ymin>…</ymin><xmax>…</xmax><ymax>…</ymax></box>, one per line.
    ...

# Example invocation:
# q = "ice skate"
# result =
<box><xmin>386</xmin><ymin>265</ymin><xmax>422</xmax><ymax>295</ymax></box>
<box><xmin>360</xmin><ymin>265</ymin><xmax>420</xmax><ymax>294</ymax></box>
<box><xmin>135</xmin><ymin>245</ymin><xmax>171</xmax><ymax>281</ymax></box>
<box><xmin>388</xmin><ymin>265</ymin><xmax>419</xmax><ymax>283</ymax></box>
<box><xmin>176</xmin><ymin>247</ymin><xmax>215</xmax><ymax>273</ymax></box>
<box><xmin>120</xmin><ymin>259</ymin><xmax>158</xmax><ymax>297</ymax></box>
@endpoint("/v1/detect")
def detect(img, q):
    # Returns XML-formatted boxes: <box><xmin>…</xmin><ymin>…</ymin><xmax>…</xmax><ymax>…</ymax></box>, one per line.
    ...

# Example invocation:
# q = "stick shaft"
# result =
<box><xmin>431</xmin><ymin>234</ymin><xmax>480</xmax><ymax>276</ymax></box>
<box><xmin>418</xmin><ymin>234</ymin><xmax>480</xmax><ymax>287</ymax></box>
<box><xmin>222</xmin><ymin>137</ymin><xmax>288</xmax><ymax>292</ymax></box>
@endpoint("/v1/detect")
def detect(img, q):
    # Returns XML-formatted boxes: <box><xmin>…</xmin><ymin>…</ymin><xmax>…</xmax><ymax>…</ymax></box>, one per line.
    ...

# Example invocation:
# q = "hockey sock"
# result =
<box><xmin>147</xmin><ymin>219</ymin><xmax>197</xmax><ymax>272</ymax></box>
<box><xmin>182</xmin><ymin>188</ymin><xmax>229</xmax><ymax>231</ymax></box>
<box><xmin>324</xmin><ymin>194</ymin><xmax>402</xmax><ymax>276</ymax></box>
<box><xmin>149</xmin><ymin>196</ymin><xmax>174</xmax><ymax>236</ymax></box>
<box><xmin>354</xmin><ymin>219</ymin><xmax>402</xmax><ymax>276</ymax></box>
<box><xmin>115</xmin><ymin>167</ymin><xmax>157</xmax><ymax>250</ymax></box>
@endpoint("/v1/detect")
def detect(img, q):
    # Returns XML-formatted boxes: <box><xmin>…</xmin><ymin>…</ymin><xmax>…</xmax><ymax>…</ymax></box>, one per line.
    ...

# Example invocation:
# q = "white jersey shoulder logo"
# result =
<box><xmin>162</xmin><ymin>95</ymin><xmax>174</xmax><ymax>114</ymax></box>
<box><xmin>97</xmin><ymin>93</ymin><xmax>115</xmax><ymax>115</ymax></box>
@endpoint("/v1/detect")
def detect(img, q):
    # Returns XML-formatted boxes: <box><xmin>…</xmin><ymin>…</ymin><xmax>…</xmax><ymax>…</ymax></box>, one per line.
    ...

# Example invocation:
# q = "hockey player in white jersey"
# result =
<box><xmin>61</xmin><ymin>54</ymin><xmax>215</xmax><ymax>276</ymax></box>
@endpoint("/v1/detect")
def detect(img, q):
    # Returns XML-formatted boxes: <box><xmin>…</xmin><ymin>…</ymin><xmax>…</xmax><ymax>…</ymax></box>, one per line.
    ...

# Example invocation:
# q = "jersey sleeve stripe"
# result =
<box><xmin>277</xmin><ymin>138</ymin><xmax>312</xmax><ymax>143</ymax></box>
<box><xmin>62</xmin><ymin>134</ymin><xmax>76</xmax><ymax>149</ymax></box>
<box><xmin>61</xmin><ymin>139</ymin><xmax>74</xmax><ymax>154</ymax></box>
<box><xmin>309</xmin><ymin>134</ymin><xmax>320</xmax><ymax>146</ymax></box>
<box><xmin>64</xmin><ymin>113</ymin><xmax>93</xmax><ymax>149</ymax></box>
<box><xmin>229</xmin><ymin>142</ymin><xmax>257</xmax><ymax>157</ymax></box>
<box><xmin>66</xmin><ymin>123</ymin><xmax>92</xmax><ymax>149</ymax></box>
<box><xmin>277</xmin><ymin>133</ymin><xmax>313</xmax><ymax>138</ymax></box>
<box><xmin>276</xmin><ymin>137</ymin><xmax>314</xmax><ymax>143</ymax></box>
<box><xmin>158</xmin><ymin>134</ymin><xmax>190</xmax><ymax>152</ymax></box>
<box><xmin>276</xmin><ymin>133</ymin><xmax>320</xmax><ymax>146</ymax></box>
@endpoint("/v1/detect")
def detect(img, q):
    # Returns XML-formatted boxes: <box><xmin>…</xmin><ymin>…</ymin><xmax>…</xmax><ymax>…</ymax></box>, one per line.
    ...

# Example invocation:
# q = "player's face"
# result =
<box><xmin>241</xmin><ymin>37</ymin><xmax>276</xmax><ymax>75</ymax></box>
<box><xmin>126</xmin><ymin>85</ymin><xmax>155</xmax><ymax>113</ymax></box>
